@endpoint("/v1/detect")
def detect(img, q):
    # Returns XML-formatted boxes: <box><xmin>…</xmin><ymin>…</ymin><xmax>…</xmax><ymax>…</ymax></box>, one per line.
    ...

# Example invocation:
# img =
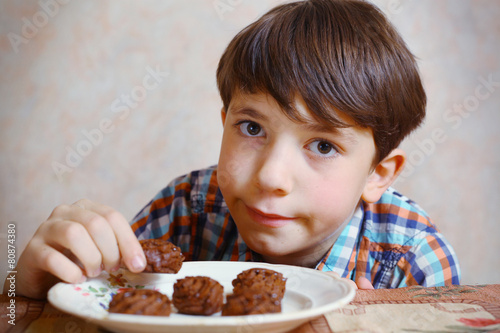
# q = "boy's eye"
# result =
<box><xmin>239</xmin><ymin>121</ymin><xmax>264</xmax><ymax>137</ymax></box>
<box><xmin>307</xmin><ymin>140</ymin><xmax>338</xmax><ymax>157</ymax></box>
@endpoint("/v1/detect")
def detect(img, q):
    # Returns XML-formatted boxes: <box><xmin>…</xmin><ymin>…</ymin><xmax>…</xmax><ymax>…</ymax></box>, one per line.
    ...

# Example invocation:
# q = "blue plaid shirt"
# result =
<box><xmin>131</xmin><ymin>165</ymin><xmax>460</xmax><ymax>288</ymax></box>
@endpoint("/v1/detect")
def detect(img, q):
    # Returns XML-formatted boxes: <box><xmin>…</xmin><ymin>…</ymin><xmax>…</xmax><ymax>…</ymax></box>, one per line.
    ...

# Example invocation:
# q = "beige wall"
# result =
<box><xmin>0</xmin><ymin>0</ymin><xmax>498</xmax><ymax>285</ymax></box>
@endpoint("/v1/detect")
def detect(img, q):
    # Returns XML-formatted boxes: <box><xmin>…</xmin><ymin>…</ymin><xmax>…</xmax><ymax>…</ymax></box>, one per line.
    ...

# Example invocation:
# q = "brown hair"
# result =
<box><xmin>216</xmin><ymin>0</ymin><xmax>426</xmax><ymax>163</ymax></box>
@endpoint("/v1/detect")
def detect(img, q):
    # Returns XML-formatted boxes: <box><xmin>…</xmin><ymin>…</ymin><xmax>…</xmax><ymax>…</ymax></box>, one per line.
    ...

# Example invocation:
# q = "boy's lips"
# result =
<box><xmin>245</xmin><ymin>205</ymin><xmax>296</xmax><ymax>228</ymax></box>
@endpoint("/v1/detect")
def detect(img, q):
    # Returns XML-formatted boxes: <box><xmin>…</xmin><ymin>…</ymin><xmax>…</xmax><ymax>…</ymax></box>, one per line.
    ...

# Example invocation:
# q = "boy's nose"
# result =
<box><xmin>254</xmin><ymin>145</ymin><xmax>294</xmax><ymax>196</ymax></box>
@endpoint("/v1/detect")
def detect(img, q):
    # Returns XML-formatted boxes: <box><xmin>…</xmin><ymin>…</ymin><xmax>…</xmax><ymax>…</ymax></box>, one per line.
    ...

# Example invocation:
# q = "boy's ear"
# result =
<box><xmin>221</xmin><ymin>108</ymin><xmax>227</xmax><ymax>126</ymax></box>
<box><xmin>362</xmin><ymin>148</ymin><xmax>406</xmax><ymax>203</ymax></box>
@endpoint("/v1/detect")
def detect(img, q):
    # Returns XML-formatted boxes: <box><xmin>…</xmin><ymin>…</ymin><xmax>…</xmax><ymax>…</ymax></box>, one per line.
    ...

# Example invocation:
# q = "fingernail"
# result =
<box><xmin>79</xmin><ymin>276</ymin><xmax>87</xmax><ymax>283</ymax></box>
<box><xmin>110</xmin><ymin>264</ymin><xmax>120</xmax><ymax>272</ymax></box>
<box><xmin>89</xmin><ymin>267</ymin><xmax>102</xmax><ymax>278</ymax></box>
<box><xmin>131</xmin><ymin>255</ymin><xmax>145</xmax><ymax>271</ymax></box>
<box><xmin>89</xmin><ymin>268</ymin><xmax>102</xmax><ymax>277</ymax></box>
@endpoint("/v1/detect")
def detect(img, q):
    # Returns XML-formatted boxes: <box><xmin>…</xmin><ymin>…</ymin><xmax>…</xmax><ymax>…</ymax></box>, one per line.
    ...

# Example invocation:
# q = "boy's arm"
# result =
<box><xmin>388</xmin><ymin>232</ymin><xmax>461</xmax><ymax>288</ymax></box>
<box><xmin>405</xmin><ymin>233</ymin><xmax>461</xmax><ymax>287</ymax></box>
<box><xmin>325</xmin><ymin>272</ymin><xmax>375</xmax><ymax>290</ymax></box>
<box><xmin>2</xmin><ymin>199</ymin><xmax>147</xmax><ymax>299</ymax></box>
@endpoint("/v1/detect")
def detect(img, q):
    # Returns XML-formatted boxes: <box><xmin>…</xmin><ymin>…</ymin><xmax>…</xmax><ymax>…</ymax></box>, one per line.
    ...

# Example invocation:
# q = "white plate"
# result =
<box><xmin>48</xmin><ymin>261</ymin><xmax>355</xmax><ymax>333</ymax></box>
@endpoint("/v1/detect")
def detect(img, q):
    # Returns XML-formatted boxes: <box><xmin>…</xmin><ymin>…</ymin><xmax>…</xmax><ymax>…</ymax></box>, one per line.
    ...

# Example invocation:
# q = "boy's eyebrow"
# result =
<box><xmin>302</xmin><ymin>122</ymin><xmax>340</xmax><ymax>135</ymax></box>
<box><xmin>303</xmin><ymin>122</ymin><xmax>359</xmax><ymax>144</ymax></box>
<box><xmin>230</xmin><ymin>107</ymin><xmax>267</xmax><ymax>120</ymax></box>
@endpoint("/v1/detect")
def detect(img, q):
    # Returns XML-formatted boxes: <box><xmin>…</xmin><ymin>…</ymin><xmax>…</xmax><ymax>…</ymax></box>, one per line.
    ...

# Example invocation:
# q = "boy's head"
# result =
<box><xmin>215</xmin><ymin>0</ymin><xmax>426</xmax><ymax>267</ymax></box>
<box><xmin>217</xmin><ymin>0</ymin><xmax>426</xmax><ymax>164</ymax></box>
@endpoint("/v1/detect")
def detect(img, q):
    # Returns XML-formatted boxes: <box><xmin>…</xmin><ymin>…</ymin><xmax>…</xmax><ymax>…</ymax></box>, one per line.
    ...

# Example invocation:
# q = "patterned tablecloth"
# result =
<box><xmin>1</xmin><ymin>284</ymin><xmax>499</xmax><ymax>333</ymax></box>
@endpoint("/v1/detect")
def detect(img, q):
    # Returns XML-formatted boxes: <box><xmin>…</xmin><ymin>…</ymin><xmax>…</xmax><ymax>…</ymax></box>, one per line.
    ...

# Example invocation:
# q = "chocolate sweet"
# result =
<box><xmin>222</xmin><ymin>268</ymin><xmax>287</xmax><ymax>316</ymax></box>
<box><xmin>108</xmin><ymin>289</ymin><xmax>171</xmax><ymax>316</ymax></box>
<box><xmin>221</xmin><ymin>289</ymin><xmax>282</xmax><ymax>316</ymax></box>
<box><xmin>172</xmin><ymin>276</ymin><xmax>224</xmax><ymax>315</ymax></box>
<box><xmin>140</xmin><ymin>239</ymin><xmax>184</xmax><ymax>273</ymax></box>
<box><xmin>232</xmin><ymin>268</ymin><xmax>287</xmax><ymax>300</ymax></box>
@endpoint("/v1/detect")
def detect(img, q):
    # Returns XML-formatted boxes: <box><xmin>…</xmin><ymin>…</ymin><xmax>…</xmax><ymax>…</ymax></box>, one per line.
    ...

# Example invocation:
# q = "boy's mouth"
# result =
<box><xmin>245</xmin><ymin>205</ymin><xmax>296</xmax><ymax>228</ymax></box>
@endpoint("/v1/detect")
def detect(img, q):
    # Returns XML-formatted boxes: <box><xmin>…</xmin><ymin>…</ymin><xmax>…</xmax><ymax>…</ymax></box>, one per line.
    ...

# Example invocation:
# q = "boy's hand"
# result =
<box><xmin>4</xmin><ymin>199</ymin><xmax>146</xmax><ymax>299</ymax></box>
<box><xmin>325</xmin><ymin>272</ymin><xmax>375</xmax><ymax>290</ymax></box>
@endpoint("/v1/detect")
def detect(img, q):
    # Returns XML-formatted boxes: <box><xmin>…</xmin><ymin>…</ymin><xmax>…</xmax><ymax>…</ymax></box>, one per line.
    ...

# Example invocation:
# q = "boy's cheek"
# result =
<box><xmin>307</xmin><ymin>177</ymin><xmax>361</xmax><ymax>212</ymax></box>
<box><xmin>219</xmin><ymin>142</ymin><xmax>257</xmax><ymax>184</ymax></box>
<box><xmin>221</xmin><ymin>159</ymin><xmax>247</xmax><ymax>182</ymax></box>
<box><xmin>217</xmin><ymin>153</ymin><xmax>249</xmax><ymax>191</ymax></box>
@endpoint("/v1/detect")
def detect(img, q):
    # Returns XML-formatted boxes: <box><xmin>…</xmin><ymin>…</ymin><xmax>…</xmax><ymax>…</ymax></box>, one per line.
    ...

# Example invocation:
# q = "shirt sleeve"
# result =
<box><xmin>128</xmin><ymin>166</ymin><xmax>240</xmax><ymax>261</ymax></box>
<box><xmin>394</xmin><ymin>231</ymin><xmax>461</xmax><ymax>287</ymax></box>
<box><xmin>362</xmin><ymin>188</ymin><xmax>461</xmax><ymax>288</ymax></box>
<box><xmin>130</xmin><ymin>172</ymin><xmax>193</xmax><ymax>245</ymax></box>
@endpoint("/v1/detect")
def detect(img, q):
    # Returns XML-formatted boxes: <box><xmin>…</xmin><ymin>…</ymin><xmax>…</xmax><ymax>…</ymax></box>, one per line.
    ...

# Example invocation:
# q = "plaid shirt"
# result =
<box><xmin>131</xmin><ymin>166</ymin><xmax>460</xmax><ymax>288</ymax></box>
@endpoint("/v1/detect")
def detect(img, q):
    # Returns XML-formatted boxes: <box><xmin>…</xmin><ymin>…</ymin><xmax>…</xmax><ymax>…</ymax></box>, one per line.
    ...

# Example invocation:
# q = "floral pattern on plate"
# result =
<box><xmin>71</xmin><ymin>273</ymin><xmax>147</xmax><ymax>310</ymax></box>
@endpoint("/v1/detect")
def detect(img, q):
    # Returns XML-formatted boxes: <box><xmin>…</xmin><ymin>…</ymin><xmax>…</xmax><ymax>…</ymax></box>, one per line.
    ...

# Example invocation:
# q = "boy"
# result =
<box><xmin>6</xmin><ymin>0</ymin><xmax>460</xmax><ymax>299</ymax></box>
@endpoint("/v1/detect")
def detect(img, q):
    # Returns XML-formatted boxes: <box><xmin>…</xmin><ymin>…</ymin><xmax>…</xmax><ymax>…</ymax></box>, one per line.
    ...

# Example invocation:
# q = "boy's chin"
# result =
<box><xmin>246</xmin><ymin>240</ymin><xmax>309</xmax><ymax>265</ymax></box>
<box><xmin>243</xmin><ymin>233</ymin><xmax>332</xmax><ymax>268</ymax></box>
<box><xmin>245</xmin><ymin>237</ymin><xmax>291</xmax><ymax>259</ymax></box>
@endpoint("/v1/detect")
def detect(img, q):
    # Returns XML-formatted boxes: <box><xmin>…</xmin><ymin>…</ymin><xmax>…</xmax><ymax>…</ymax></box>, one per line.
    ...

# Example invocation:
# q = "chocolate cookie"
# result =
<box><xmin>232</xmin><ymin>268</ymin><xmax>287</xmax><ymax>300</ymax></box>
<box><xmin>221</xmin><ymin>289</ymin><xmax>282</xmax><ymax>316</ymax></box>
<box><xmin>172</xmin><ymin>276</ymin><xmax>224</xmax><ymax>315</ymax></box>
<box><xmin>108</xmin><ymin>289</ymin><xmax>171</xmax><ymax>316</ymax></box>
<box><xmin>140</xmin><ymin>239</ymin><xmax>185</xmax><ymax>273</ymax></box>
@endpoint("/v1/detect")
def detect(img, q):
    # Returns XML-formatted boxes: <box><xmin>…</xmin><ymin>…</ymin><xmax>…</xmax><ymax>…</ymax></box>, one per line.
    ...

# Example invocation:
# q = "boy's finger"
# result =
<box><xmin>79</xmin><ymin>200</ymin><xmax>146</xmax><ymax>273</ymax></box>
<box><xmin>50</xmin><ymin>202</ymin><xmax>122</xmax><ymax>272</ymax></box>
<box><xmin>34</xmin><ymin>241</ymin><xmax>87</xmax><ymax>284</ymax></box>
<box><xmin>45</xmin><ymin>219</ymin><xmax>104</xmax><ymax>278</ymax></box>
<box><xmin>356</xmin><ymin>276</ymin><xmax>375</xmax><ymax>290</ymax></box>
<box><xmin>50</xmin><ymin>202</ymin><xmax>122</xmax><ymax>274</ymax></box>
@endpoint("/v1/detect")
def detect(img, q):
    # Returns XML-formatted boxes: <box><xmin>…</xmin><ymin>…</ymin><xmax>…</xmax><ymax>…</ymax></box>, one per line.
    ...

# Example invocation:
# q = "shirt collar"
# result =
<box><xmin>316</xmin><ymin>203</ymin><xmax>364</xmax><ymax>277</ymax></box>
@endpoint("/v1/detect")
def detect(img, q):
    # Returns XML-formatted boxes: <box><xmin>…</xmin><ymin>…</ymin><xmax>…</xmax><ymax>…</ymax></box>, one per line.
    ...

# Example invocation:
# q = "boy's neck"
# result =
<box><xmin>250</xmin><ymin>230</ymin><xmax>339</xmax><ymax>269</ymax></box>
<box><xmin>252</xmin><ymin>247</ymin><xmax>330</xmax><ymax>269</ymax></box>
<box><xmin>250</xmin><ymin>204</ymin><xmax>358</xmax><ymax>268</ymax></box>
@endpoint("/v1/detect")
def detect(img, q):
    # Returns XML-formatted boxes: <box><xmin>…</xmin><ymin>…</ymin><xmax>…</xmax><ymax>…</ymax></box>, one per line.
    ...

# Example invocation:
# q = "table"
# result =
<box><xmin>1</xmin><ymin>284</ymin><xmax>499</xmax><ymax>332</ymax></box>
